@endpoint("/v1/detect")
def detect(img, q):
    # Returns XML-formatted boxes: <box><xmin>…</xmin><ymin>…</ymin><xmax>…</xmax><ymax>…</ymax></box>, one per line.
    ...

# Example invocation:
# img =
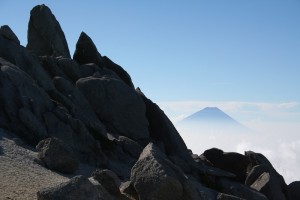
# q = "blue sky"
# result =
<box><xmin>1</xmin><ymin>0</ymin><xmax>299</xmax><ymax>102</ymax></box>
<box><xmin>1</xmin><ymin>0</ymin><xmax>300</xmax><ymax>183</ymax></box>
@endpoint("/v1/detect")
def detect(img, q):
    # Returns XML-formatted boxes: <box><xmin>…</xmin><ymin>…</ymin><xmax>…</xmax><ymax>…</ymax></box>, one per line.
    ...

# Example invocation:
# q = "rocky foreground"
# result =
<box><xmin>0</xmin><ymin>4</ymin><xmax>299</xmax><ymax>200</ymax></box>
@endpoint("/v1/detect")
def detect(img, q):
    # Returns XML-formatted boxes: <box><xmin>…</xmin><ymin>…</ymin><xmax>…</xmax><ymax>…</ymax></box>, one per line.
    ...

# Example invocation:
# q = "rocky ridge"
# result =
<box><xmin>0</xmin><ymin>4</ymin><xmax>299</xmax><ymax>200</ymax></box>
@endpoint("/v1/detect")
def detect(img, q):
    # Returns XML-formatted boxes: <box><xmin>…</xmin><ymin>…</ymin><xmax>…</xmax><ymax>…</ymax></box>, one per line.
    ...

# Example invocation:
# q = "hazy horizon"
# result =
<box><xmin>158</xmin><ymin>102</ymin><xmax>300</xmax><ymax>184</ymax></box>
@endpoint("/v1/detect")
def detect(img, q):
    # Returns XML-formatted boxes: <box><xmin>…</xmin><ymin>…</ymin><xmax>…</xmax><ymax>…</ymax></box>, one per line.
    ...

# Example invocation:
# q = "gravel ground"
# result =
<box><xmin>0</xmin><ymin>129</ymin><xmax>69</xmax><ymax>200</ymax></box>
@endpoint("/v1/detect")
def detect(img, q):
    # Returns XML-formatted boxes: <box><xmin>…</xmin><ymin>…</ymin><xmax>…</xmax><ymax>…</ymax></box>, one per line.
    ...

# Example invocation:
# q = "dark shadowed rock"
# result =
<box><xmin>137</xmin><ymin>89</ymin><xmax>190</xmax><ymax>159</ymax></box>
<box><xmin>27</xmin><ymin>4</ymin><xmax>70</xmax><ymax>58</ymax></box>
<box><xmin>245</xmin><ymin>151</ymin><xmax>288</xmax><ymax>199</ymax></box>
<box><xmin>245</xmin><ymin>164</ymin><xmax>268</xmax><ymax>186</ymax></box>
<box><xmin>182</xmin><ymin>179</ymin><xmax>219</xmax><ymax>200</ymax></box>
<box><xmin>0</xmin><ymin>25</ymin><xmax>20</xmax><ymax>44</ymax></box>
<box><xmin>202</xmin><ymin>148</ymin><xmax>250</xmax><ymax>182</ymax></box>
<box><xmin>76</xmin><ymin>75</ymin><xmax>149</xmax><ymax>141</ymax></box>
<box><xmin>0</xmin><ymin>34</ymin><xmax>55</xmax><ymax>91</ymax></box>
<box><xmin>217</xmin><ymin>193</ymin><xmax>245</xmax><ymax>200</ymax></box>
<box><xmin>250</xmin><ymin>171</ymin><xmax>287</xmax><ymax>200</ymax></box>
<box><xmin>0</xmin><ymin>59</ymin><xmax>53</xmax><ymax>143</ymax></box>
<box><xmin>73</xmin><ymin>32</ymin><xmax>105</xmax><ymax>67</ymax></box>
<box><xmin>88</xmin><ymin>177</ymin><xmax>118</xmax><ymax>200</ymax></box>
<box><xmin>78</xmin><ymin>63</ymin><xmax>118</xmax><ymax>79</ymax></box>
<box><xmin>37</xmin><ymin>175</ymin><xmax>100</xmax><ymax>200</ymax></box>
<box><xmin>73</xmin><ymin>32</ymin><xmax>134</xmax><ymax>88</ymax></box>
<box><xmin>52</xmin><ymin>76</ymin><xmax>108</xmax><ymax>137</ymax></box>
<box><xmin>40</xmin><ymin>56</ymin><xmax>69</xmax><ymax>80</ymax></box>
<box><xmin>56</xmin><ymin>57</ymin><xmax>81</xmax><ymax>82</ymax></box>
<box><xmin>288</xmin><ymin>181</ymin><xmax>300</xmax><ymax>200</ymax></box>
<box><xmin>131</xmin><ymin>143</ymin><xmax>186</xmax><ymax>200</ymax></box>
<box><xmin>120</xmin><ymin>181</ymin><xmax>139</xmax><ymax>200</ymax></box>
<box><xmin>0</xmin><ymin>58</ymin><xmax>104</xmax><ymax>166</ymax></box>
<box><xmin>102</xmin><ymin>56</ymin><xmax>134</xmax><ymax>88</ymax></box>
<box><xmin>117</xmin><ymin>136</ymin><xmax>143</xmax><ymax>159</ymax></box>
<box><xmin>19</xmin><ymin>107</ymin><xmax>48</xmax><ymax>139</ymax></box>
<box><xmin>36</xmin><ymin>137</ymin><xmax>79</xmax><ymax>174</ymax></box>
<box><xmin>92</xmin><ymin>169</ymin><xmax>121</xmax><ymax>195</ymax></box>
<box><xmin>218</xmin><ymin>178</ymin><xmax>268</xmax><ymax>200</ymax></box>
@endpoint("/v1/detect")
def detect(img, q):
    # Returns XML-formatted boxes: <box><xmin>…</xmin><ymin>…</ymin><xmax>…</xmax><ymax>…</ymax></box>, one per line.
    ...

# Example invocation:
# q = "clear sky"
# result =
<box><xmin>1</xmin><ymin>0</ymin><xmax>300</xmax><ymax>183</ymax></box>
<box><xmin>1</xmin><ymin>0</ymin><xmax>299</xmax><ymax>102</ymax></box>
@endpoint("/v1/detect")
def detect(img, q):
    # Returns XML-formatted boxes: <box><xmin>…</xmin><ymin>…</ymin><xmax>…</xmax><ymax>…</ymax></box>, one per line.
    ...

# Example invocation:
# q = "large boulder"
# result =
<box><xmin>92</xmin><ymin>169</ymin><xmax>121</xmax><ymax>195</ymax></box>
<box><xmin>56</xmin><ymin>57</ymin><xmax>82</xmax><ymax>82</ymax></box>
<box><xmin>27</xmin><ymin>4</ymin><xmax>71</xmax><ymax>58</ymax></box>
<box><xmin>36</xmin><ymin>137</ymin><xmax>79</xmax><ymax>174</ymax></box>
<box><xmin>37</xmin><ymin>175</ymin><xmax>100</xmax><ymax>200</ymax></box>
<box><xmin>76</xmin><ymin>75</ymin><xmax>149</xmax><ymax>141</ymax></box>
<box><xmin>52</xmin><ymin>76</ymin><xmax>108</xmax><ymax>137</ymax></box>
<box><xmin>116</xmin><ymin>136</ymin><xmax>143</xmax><ymax>159</ymax></box>
<box><xmin>202</xmin><ymin>148</ymin><xmax>250</xmax><ymax>182</ymax></box>
<box><xmin>130</xmin><ymin>143</ymin><xmax>186</xmax><ymax>200</ymax></box>
<box><xmin>136</xmin><ymin>89</ymin><xmax>191</xmax><ymax>160</ymax></box>
<box><xmin>245</xmin><ymin>151</ymin><xmax>288</xmax><ymax>199</ymax></box>
<box><xmin>245</xmin><ymin>151</ymin><xmax>288</xmax><ymax>200</ymax></box>
<box><xmin>217</xmin><ymin>178</ymin><xmax>268</xmax><ymax>200</ymax></box>
<box><xmin>288</xmin><ymin>181</ymin><xmax>300</xmax><ymax>200</ymax></box>
<box><xmin>250</xmin><ymin>172</ymin><xmax>287</xmax><ymax>200</ymax></box>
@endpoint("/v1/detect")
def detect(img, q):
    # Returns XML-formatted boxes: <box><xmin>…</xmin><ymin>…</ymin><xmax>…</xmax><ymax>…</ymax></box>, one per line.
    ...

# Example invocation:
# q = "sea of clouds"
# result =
<box><xmin>159</xmin><ymin>101</ymin><xmax>300</xmax><ymax>184</ymax></box>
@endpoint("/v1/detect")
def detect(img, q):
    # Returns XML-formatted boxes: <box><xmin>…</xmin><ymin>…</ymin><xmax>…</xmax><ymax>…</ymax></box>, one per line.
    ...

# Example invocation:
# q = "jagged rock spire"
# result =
<box><xmin>27</xmin><ymin>4</ymin><xmax>71</xmax><ymax>58</ymax></box>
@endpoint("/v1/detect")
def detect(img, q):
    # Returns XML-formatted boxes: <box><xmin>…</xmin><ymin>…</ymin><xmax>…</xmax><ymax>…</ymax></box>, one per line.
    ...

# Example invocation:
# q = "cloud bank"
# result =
<box><xmin>158</xmin><ymin>101</ymin><xmax>300</xmax><ymax>184</ymax></box>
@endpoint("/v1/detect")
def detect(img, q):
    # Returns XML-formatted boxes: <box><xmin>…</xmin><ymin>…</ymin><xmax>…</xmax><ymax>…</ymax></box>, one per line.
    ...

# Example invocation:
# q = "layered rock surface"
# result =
<box><xmin>0</xmin><ymin>4</ymin><xmax>299</xmax><ymax>200</ymax></box>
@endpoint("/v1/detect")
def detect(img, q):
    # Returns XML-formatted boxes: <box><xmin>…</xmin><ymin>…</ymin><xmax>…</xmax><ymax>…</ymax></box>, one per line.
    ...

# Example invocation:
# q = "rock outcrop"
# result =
<box><xmin>27</xmin><ymin>4</ymin><xmax>71</xmax><ymax>58</ymax></box>
<box><xmin>36</xmin><ymin>137</ymin><xmax>79</xmax><ymax>174</ymax></box>
<box><xmin>0</xmin><ymin>4</ymin><xmax>296</xmax><ymax>200</ymax></box>
<box><xmin>37</xmin><ymin>176</ymin><xmax>100</xmax><ymax>200</ymax></box>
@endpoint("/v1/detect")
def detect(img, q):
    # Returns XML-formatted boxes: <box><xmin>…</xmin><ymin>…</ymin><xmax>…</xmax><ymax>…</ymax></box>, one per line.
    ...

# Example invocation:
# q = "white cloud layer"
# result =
<box><xmin>158</xmin><ymin>101</ymin><xmax>300</xmax><ymax>184</ymax></box>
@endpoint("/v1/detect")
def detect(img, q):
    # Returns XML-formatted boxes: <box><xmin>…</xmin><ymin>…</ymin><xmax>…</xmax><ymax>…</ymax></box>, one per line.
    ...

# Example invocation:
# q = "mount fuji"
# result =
<box><xmin>177</xmin><ymin>107</ymin><xmax>250</xmax><ymax>134</ymax></box>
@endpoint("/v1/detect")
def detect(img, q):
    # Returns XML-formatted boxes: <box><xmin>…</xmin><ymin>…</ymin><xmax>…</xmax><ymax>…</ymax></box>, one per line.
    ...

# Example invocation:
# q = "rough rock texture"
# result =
<box><xmin>27</xmin><ymin>4</ymin><xmax>71</xmax><ymax>58</ymax></box>
<box><xmin>218</xmin><ymin>178</ymin><xmax>268</xmax><ymax>200</ymax></box>
<box><xmin>116</xmin><ymin>136</ymin><xmax>143</xmax><ymax>159</ymax></box>
<box><xmin>36</xmin><ymin>137</ymin><xmax>79</xmax><ymax>174</ymax></box>
<box><xmin>137</xmin><ymin>90</ymin><xmax>191</xmax><ymax>159</ymax></box>
<box><xmin>77</xmin><ymin>75</ymin><xmax>149</xmax><ymax>141</ymax></box>
<box><xmin>92</xmin><ymin>169</ymin><xmax>121</xmax><ymax>195</ymax></box>
<box><xmin>245</xmin><ymin>151</ymin><xmax>288</xmax><ymax>200</ymax></box>
<box><xmin>131</xmin><ymin>143</ymin><xmax>186</xmax><ymax>200</ymax></box>
<box><xmin>37</xmin><ymin>175</ymin><xmax>100</xmax><ymax>200</ymax></box>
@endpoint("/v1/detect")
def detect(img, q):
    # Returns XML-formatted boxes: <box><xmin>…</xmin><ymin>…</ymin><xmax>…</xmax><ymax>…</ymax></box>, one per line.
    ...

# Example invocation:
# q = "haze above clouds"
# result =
<box><xmin>158</xmin><ymin>101</ymin><xmax>300</xmax><ymax>184</ymax></box>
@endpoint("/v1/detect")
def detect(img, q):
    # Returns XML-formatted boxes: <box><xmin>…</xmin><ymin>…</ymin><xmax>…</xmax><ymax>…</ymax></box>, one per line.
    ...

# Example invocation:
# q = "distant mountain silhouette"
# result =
<box><xmin>178</xmin><ymin>107</ymin><xmax>250</xmax><ymax>133</ymax></box>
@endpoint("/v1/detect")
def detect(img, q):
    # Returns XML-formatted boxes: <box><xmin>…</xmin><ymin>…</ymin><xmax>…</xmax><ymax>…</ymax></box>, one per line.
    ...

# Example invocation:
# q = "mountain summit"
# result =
<box><xmin>181</xmin><ymin>107</ymin><xmax>240</xmax><ymax>123</ymax></box>
<box><xmin>178</xmin><ymin>107</ymin><xmax>249</xmax><ymax>133</ymax></box>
